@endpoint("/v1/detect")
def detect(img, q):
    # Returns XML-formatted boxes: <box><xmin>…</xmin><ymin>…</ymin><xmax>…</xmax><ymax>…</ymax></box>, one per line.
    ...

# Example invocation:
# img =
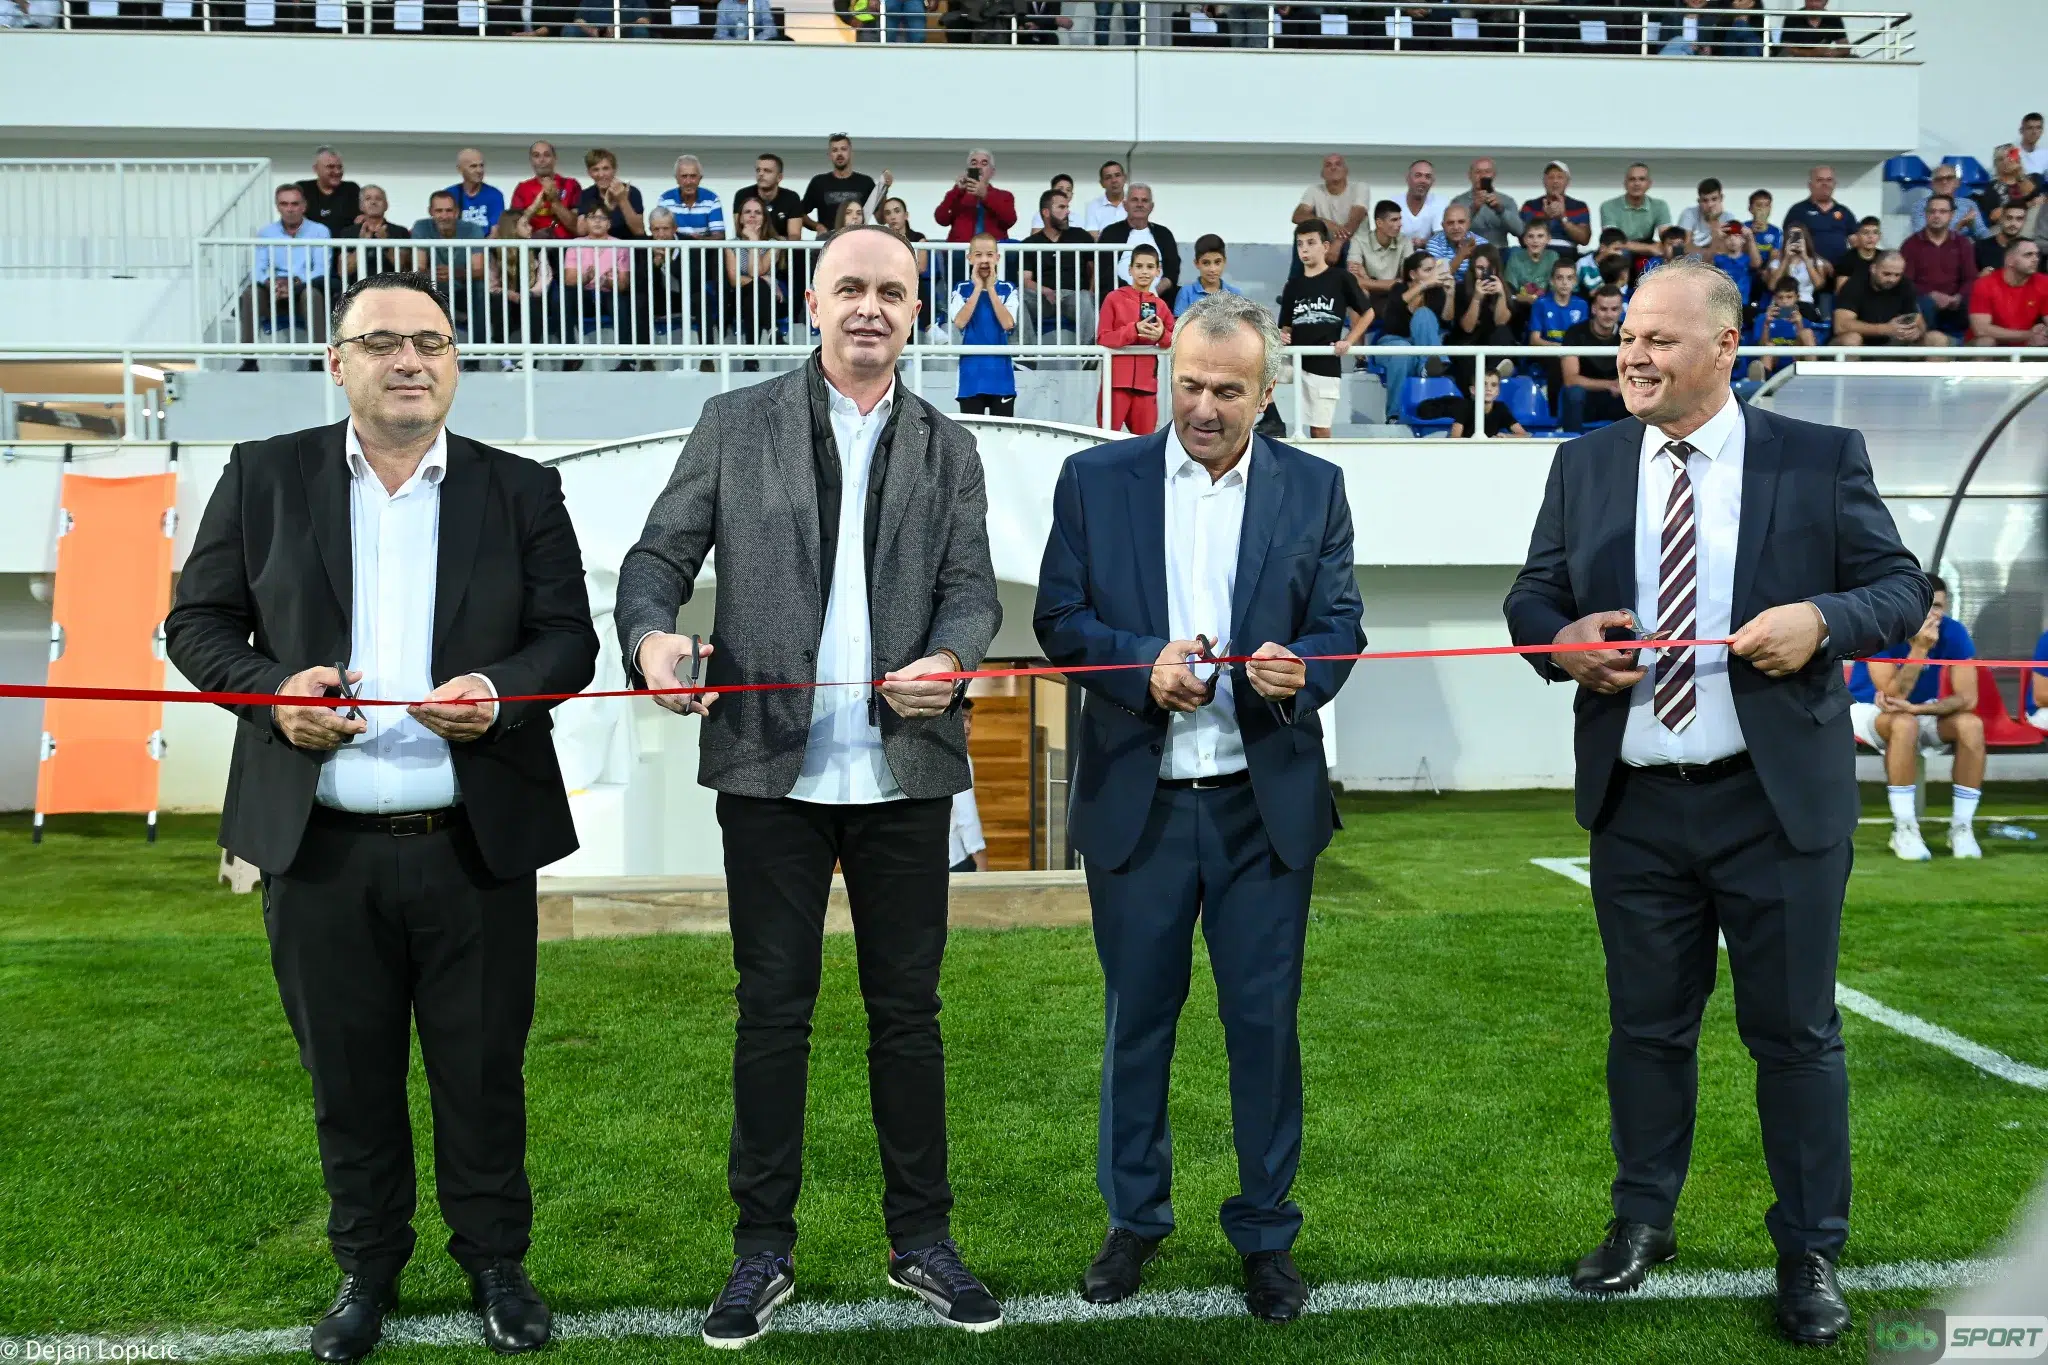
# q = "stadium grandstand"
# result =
<box><xmin>1</xmin><ymin>1</ymin><xmax>2045</xmax><ymax>1360</ymax></box>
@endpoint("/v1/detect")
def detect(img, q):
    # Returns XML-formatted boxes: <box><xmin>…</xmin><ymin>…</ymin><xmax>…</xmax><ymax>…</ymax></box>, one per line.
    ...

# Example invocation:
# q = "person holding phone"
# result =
<box><xmin>1098</xmin><ymin>243</ymin><xmax>1175</xmax><ymax>434</ymax></box>
<box><xmin>1376</xmin><ymin>250</ymin><xmax>1455</xmax><ymax>406</ymax></box>
<box><xmin>1746</xmin><ymin>277</ymin><xmax>1816</xmax><ymax>379</ymax></box>
<box><xmin>1451</xmin><ymin>244</ymin><xmax>1516</xmax><ymax>353</ymax></box>
<box><xmin>933</xmin><ymin>148</ymin><xmax>1017</xmax><ymax>244</ymax></box>
<box><xmin>1768</xmin><ymin>224</ymin><xmax>1831</xmax><ymax>305</ymax></box>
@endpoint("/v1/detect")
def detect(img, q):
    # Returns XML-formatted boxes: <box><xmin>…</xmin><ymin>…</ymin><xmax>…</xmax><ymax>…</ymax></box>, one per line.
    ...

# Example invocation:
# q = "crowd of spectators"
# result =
<box><xmin>234</xmin><ymin>115</ymin><xmax>2048</xmax><ymax>431</ymax></box>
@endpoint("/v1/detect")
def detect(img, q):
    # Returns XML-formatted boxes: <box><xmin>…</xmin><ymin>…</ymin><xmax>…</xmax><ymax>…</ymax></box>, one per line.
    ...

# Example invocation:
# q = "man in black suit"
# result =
<box><xmin>1505</xmin><ymin>257</ymin><xmax>1928</xmax><ymax>1347</ymax></box>
<box><xmin>167</xmin><ymin>273</ymin><xmax>597</xmax><ymax>1363</ymax></box>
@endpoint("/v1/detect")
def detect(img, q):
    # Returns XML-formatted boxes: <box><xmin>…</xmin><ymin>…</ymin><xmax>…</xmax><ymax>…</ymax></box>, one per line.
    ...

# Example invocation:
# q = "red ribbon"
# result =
<box><xmin>4</xmin><ymin>639</ymin><xmax>2037</xmax><ymax>710</ymax></box>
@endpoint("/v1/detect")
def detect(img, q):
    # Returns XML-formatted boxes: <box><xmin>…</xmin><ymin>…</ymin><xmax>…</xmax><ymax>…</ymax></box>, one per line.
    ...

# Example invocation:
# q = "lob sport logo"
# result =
<box><xmin>1871</xmin><ymin>1312</ymin><xmax>2048</xmax><ymax>1363</ymax></box>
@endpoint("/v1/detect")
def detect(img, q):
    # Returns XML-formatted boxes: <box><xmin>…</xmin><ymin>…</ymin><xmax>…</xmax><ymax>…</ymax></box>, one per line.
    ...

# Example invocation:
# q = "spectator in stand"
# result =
<box><xmin>652</xmin><ymin>156</ymin><xmax>727</xmax><ymax>343</ymax></box>
<box><xmin>563</xmin><ymin>207</ymin><xmax>633</xmax><ymax>358</ymax></box>
<box><xmin>1450</xmin><ymin>156</ymin><xmax>1526</xmax><ymax>249</ymax></box>
<box><xmin>1832</xmin><ymin>216</ymin><xmax>1883</xmax><ymax>292</ymax></box>
<box><xmin>1712</xmin><ymin>0</ymin><xmax>1765</xmax><ymax>56</ymax></box>
<box><xmin>1850</xmin><ymin>580</ymin><xmax>1985</xmax><ymax>862</ymax></box>
<box><xmin>1559</xmin><ymin>285</ymin><xmax>1626</xmax><ymax>432</ymax></box>
<box><xmin>1083</xmin><ymin>161</ymin><xmax>1129</xmax><ymax>234</ymax></box>
<box><xmin>1026</xmin><ymin>174</ymin><xmax>1077</xmax><ymax>233</ymax></box>
<box><xmin>238</xmin><ymin>184</ymin><xmax>332</xmax><ymax>368</ymax></box>
<box><xmin>295</xmin><ymin>146</ymin><xmax>361</xmax><ymax>236</ymax></box>
<box><xmin>1578</xmin><ymin>227</ymin><xmax>1630</xmax><ymax>297</ymax></box>
<box><xmin>951</xmin><ymin>232</ymin><xmax>1018</xmax><ymax>416</ymax></box>
<box><xmin>1450</xmin><ymin>244</ymin><xmax>1517</xmax><ymax>358</ymax></box>
<box><xmin>1424</xmin><ymin>202</ymin><xmax>1488</xmax><ymax>281</ymax></box>
<box><xmin>881</xmin><ymin>0</ymin><xmax>925</xmax><ymax>42</ymax></box>
<box><xmin>1347</xmin><ymin>200</ymin><xmax>1406</xmax><ymax>305</ymax></box>
<box><xmin>1980</xmin><ymin>202</ymin><xmax>2030</xmax><ymax>273</ymax></box>
<box><xmin>1440</xmin><ymin>372</ymin><xmax>1528</xmax><ymax>439</ymax></box>
<box><xmin>1020</xmin><ymin>190</ymin><xmax>1096</xmax><ymax>342</ymax></box>
<box><xmin>1504</xmin><ymin>218</ymin><xmax>1562</xmax><ymax>313</ymax></box>
<box><xmin>1747</xmin><ymin>277</ymin><xmax>1818</xmax><ymax>379</ymax></box>
<box><xmin>1636</xmin><ymin>224</ymin><xmax>1690</xmax><ymax>285</ymax></box>
<box><xmin>1834</xmin><ymin>251</ymin><xmax>1948</xmax><ymax>351</ymax></box>
<box><xmin>800</xmin><ymin>134</ymin><xmax>879</xmax><ymax>237</ymax></box>
<box><xmin>1974</xmin><ymin>144</ymin><xmax>2042</xmax><ymax>227</ymax></box>
<box><xmin>832</xmin><ymin>202</ymin><xmax>868</xmax><ymax>230</ymax></box>
<box><xmin>567</xmin><ymin>0</ymin><xmax>652</xmax><ymax>37</ymax></box>
<box><xmin>1745</xmin><ymin>189</ymin><xmax>1782</xmax><ymax>278</ymax></box>
<box><xmin>1174</xmin><ymin>233</ymin><xmax>1243</xmax><ymax>315</ymax></box>
<box><xmin>576</xmin><ymin>148</ymin><xmax>645</xmax><ymax>239</ymax></box>
<box><xmin>2021</xmin><ymin>112</ymin><xmax>2048</xmax><ymax>179</ymax></box>
<box><xmin>878</xmin><ymin>197</ymin><xmax>933</xmax><ymax>330</ymax></box>
<box><xmin>1676</xmin><ymin>177</ymin><xmax>1737</xmax><ymax>248</ymax></box>
<box><xmin>1969</xmin><ymin>239</ymin><xmax>2048</xmax><ymax>347</ymax></box>
<box><xmin>656</xmin><ymin>155</ymin><xmax>726</xmax><ymax>241</ymax></box>
<box><xmin>1655</xmin><ymin>0</ymin><xmax>1713</xmax><ymax>54</ymax></box>
<box><xmin>1094</xmin><ymin>0</ymin><xmax>1137</xmax><ymax>44</ymax></box>
<box><xmin>1377</xmin><ymin>252</ymin><xmax>1454</xmax><ymax>404</ymax></box>
<box><xmin>733</xmin><ymin>154</ymin><xmax>805</xmax><ymax>241</ymax></box>
<box><xmin>1901</xmin><ymin>194</ymin><xmax>1977</xmax><ymax>337</ymax></box>
<box><xmin>1019</xmin><ymin>0</ymin><xmax>1071</xmax><ymax>41</ymax></box>
<box><xmin>1293</xmin><ymin>153</ymin><xmax>1369</xmax><ymax>269</ymax></box>
<box><xmin>1529</xmin><ymin>257</ymin><xmax>1589</xmax><ymax>403</ymax></box>
<box><xmin>1769</xmin><ymin>222</ymin><xmax>1832</xmax><ymax>305</ymax></box>
<box><xmin>724</xmin><ymin>197</ymin><xmax>787</xmax><ymax>347</ymax></box>
<box><xmin>1399</xmin><ymin>159</ymin><xmax>1448</xmax><ymax>245</ymax></box>
<box><xmin>447</xmin><ymin>148</ymin><xmax>504</xmax><ymax>234</ymax></box>
<box><xmin>1097</xmin><ymin>244</ymin><xmax>1174</xmax><ymax>435</ymax></box>
<box><xmin>483</xmin><ymin>214</ymin><xmax>559</xmax><ymax>361</ymax></box>
<box><xmin>935</xmin><ymin>149</ymin><xmax>1018</xmax><ymax>243</ymax></box>
<box><xmin>1599</xmin><ymin>162</ymin><xmax>1671</xmax><ymax>258</ymax></box>
<box><xmin>1904</xmin><ymin>164</ymin><xmax>1989</xmax><ymax>240</ymax></box>
<box><xmin>1520</xmin><ymin>160</ymin><xmax>1590</xmax><ymax>248</ymax></box>
<box><xmin>714</xmin><ymin>0</ymin><xmax>776</xmax><ymax>37</ymax></box>
<box><xmin>509</xmin><ymin>141</ymin><xmax>583</xmax><ymax>242</ymax></box>
<box><xmin>1275</xmin><ymin>219</ymin><xmax>1371</xmax><ymax>438</ymax></box>
<box><xmin>413</xmin><ymin>190</ymin><xmax>489</xmax><ymax>347</ymax></box>
<box><xmin>1777</xmin><ymin>0</ymin><xmax>1847</xmax><ymax>57</ymax></box>
<box><xmin>331</xmin><ymin>185</ymin><xmax>412</xmax><ymax>288</ymax></box>
<box><xmin>1783</xmin><ymin>165</ymin><xmax>1856</xmax><ymax>263</ymax></box>
<box><xmin>1709</xmin><ymin>219</ymin><xmax>1761</xmax><ymax>308</ymax></box>
<box><xmin>1099</xmin><ymin>185</ymin><xmax>1181</xmax><ymax>297</ymax></box>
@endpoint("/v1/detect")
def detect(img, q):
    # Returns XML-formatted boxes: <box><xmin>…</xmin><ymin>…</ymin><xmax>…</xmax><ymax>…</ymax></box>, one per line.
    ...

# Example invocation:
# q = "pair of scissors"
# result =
<box><xmin>1189</xmin><ymin>634</ymin><xmax>1226</xmax><ymax>705</ymax></box>
<box><xmin>330</xmin><ymin>660</ymin><xmax>363</xmax><ymax>742</ymax></box>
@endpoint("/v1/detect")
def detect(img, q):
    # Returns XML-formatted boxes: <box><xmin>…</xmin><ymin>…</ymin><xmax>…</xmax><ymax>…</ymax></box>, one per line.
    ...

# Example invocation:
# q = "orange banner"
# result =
<box><xmin>36</xmin><ymin>471</ymin><xmax>178</xmax><ymax>825</ymax></box>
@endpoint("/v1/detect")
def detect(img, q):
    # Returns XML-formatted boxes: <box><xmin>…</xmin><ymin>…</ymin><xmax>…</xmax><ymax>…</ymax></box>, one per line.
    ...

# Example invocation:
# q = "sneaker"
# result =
<box><xmin>1890</xmin><ymin>823</ymin><xmax>1932</xmax><ymax>862</ymax></box>
<box><xmin>1950</xmin><ymin>822</ymin><xmax>1983</xmax><ymax>860</ymax></box>
<box><xmin>701</xmin><ymin>1253</ymin><xmax>794</xmax><ymax>1350</ymax></box>
<box><xmin>886</xmin><ymin>1238</ymin><xmax>1003</xmax><ymax>1332</ymax></box>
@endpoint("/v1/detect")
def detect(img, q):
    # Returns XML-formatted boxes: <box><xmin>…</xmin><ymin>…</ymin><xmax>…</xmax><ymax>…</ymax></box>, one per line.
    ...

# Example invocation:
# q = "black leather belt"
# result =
<box><xmin>1159</xmin><ymin>770</ymin><xmax>1251</xmax><ymax>792</ymax></box>
<box><xmin>1629</xmin><ymin>751</ymin><xmax>1754</xmax><ymax>785</ymax></box>
<box><xmin>310</xmin><ymin>804</ymin><xmax>465</xmax><ymax>837</ymax></box>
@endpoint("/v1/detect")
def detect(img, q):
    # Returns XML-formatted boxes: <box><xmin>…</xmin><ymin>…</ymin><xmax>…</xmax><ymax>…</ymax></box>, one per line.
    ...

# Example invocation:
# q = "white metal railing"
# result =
<box><xmin>0</xmin><ymin>159</ymin><xmax>272</xmax><ymax>279</ymax></box>
<box><xmin>9</xmin><ymin>341</ymin><xmax>2045</xmax><ymax>446</ymax></box>
<box><xmin>191</xmin><ymin>237</ymin><xmax>1139</xmax><ymax>353</ymax></box>
<box><xmin>1</xmin><ymin>2</ymin><xmax>1915</xmax><ymax>57</ymax></box>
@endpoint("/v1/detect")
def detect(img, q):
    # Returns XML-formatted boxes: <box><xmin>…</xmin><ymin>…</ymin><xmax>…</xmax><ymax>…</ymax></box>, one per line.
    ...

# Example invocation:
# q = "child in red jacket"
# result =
<box><xmin>1097</xmin><ymin>244</ymin><xmax>1175</xmax><ymax>435</ymax></box>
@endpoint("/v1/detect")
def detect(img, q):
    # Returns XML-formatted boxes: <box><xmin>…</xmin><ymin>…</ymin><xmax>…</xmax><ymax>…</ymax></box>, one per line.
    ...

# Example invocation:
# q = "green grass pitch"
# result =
<box><xmin>3</xmin><ymin>786</ymin><xmax>2045</xmax><ymax>1363</ymax></box>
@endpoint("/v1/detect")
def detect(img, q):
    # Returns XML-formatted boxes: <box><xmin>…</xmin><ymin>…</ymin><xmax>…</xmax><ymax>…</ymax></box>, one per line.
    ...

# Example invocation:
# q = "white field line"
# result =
<box><xmin>1857</xmin><ymin>814</ymin><xmax>2048</xmax><ymax>824</ymax></box>
<box><xmin>1528</xmin><ymin>858</ymin><xmax>2048</xmax><ymax>1091</ymax></box>
<box><xmin>11</xmin><ymin>1259</ymin><xmax>2000</xmax><ymax>1360</ymax></box>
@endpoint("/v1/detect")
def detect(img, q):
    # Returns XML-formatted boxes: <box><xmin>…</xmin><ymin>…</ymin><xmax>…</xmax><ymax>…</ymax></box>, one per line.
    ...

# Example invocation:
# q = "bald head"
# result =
<box><xmin>808</xmin><ymin>226</ymin><xmax>922</xmax><ymax>383</ymax></box>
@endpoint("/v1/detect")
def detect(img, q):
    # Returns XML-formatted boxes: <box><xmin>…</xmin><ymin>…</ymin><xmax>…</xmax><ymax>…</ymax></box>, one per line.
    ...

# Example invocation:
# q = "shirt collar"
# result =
<box><xmin>824</xmin><ymin>374</ymin><xmax>896</xmax><ymax>424</ymax></box>
<box><xmin>1643</xmin><ymin>389</ymin><xmax>1741</xmax><ymax>465</ymax></box>
<box><xmin>344</xmin><ymin>425</ymin><xmax>450</xmax><ymax>487</ymax></box>
<box><xmin>1164</xmin><ymin>420</ymin><xmax>1253</xmax><ymax>486</ymax></box>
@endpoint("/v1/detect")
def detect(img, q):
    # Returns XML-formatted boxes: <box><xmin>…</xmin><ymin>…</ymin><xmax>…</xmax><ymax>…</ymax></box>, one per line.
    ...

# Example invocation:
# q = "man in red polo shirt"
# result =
<box><xmin>933</xmin><ymin>148</ymin><xmax>1017</xmax><ymax>244</ymax></box>
<box><xmin>1969</xmin><ymin>238</ymin><xmax>2048</xmax><ymax>347</ymax></box>
<box><xmin>508</xmin><ymin>140</ymin><xmax>584</xmax><ymax>242</ymax></box>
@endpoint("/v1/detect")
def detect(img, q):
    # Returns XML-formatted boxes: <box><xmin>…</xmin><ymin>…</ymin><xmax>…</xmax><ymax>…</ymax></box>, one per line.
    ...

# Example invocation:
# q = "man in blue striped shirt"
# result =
<box><xmin>1423</xmin><ymin>201</ymin><xmax>1488</xmax><ymax>280</ymax></box>
<box><xmin>655</xmin><ymin>155</ymin><xmax>726</xmax><ymax>240</ymax></box>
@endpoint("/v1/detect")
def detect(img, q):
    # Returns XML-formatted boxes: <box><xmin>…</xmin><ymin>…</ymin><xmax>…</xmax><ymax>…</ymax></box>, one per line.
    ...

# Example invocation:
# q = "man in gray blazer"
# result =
<box><xmin>615</xmin><ymin>225</ymin><xmax>1003</xmax><ymax>1349</ymax></box>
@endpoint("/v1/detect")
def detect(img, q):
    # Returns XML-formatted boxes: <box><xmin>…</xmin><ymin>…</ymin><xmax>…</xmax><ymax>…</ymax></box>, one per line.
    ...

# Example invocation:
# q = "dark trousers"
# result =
<box><xmin>957</xmin><ymin>394</ymin><xmax>1016</xmax><ymax>417</ymax></box>
<box><xmin>1085</xmin><ymin>780</ymin><xmax>1313</xmax><ymax>1255</ymax></box>
<box><xmin>1590</xmin><ymin>764</ymin><xmax>1852</xmax><ymax>1260</ymax></box>
<box><xmin>262</xmin><ymin>814</ymin><xmax>539</xmax><ymax>1282</ymax></box>
<box><xmin>716</xmin><ymin>793</ymin><xmax>955</xmax><ymax>1258</ymax></box>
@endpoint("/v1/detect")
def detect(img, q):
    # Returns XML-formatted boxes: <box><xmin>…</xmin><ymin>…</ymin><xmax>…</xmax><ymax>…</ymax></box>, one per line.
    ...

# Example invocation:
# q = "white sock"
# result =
<box><xmin>1952</xmin><ymin>785</ymin><xmax>1982</xmax><ymax>828</ymax></box>
<box><xmin>1887</xmin><ymin>786</ymin><xmax>1918</xmax><ymax>827</ymax></box>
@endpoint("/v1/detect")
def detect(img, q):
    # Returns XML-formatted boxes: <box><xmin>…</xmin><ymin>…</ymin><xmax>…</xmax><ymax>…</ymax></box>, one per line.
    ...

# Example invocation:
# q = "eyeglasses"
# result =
<box><xmin>336</xmin><ymin>329</ymin><xmax>456</xmax><ymax>357</ymax></box>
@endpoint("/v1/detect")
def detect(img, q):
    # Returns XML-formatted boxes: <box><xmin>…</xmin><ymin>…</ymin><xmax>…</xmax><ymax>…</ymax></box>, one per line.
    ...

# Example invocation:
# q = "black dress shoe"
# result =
<box><xmin>1242</xmin><ymin>1250</ymin><xmax>1306</xmax><ymax>1323</ymax></box>
<box><xmin>309</xmin><ymin>1274</ymin><xmax>398</xmax><ymax>1363</ymax></box>
<box><xmin>1776</xmin><ymin>1252</ymin><xmax>1850</xmax><ymax>1346</ymax></box>
<box><xmin>468</xmin><ymin>1259</ymin><xmax>551</xmax><ymax>1354</ymax></box>
<box><xmin>1081</xmin><ymin>1229</ymin><xmax>1162</xmax><ymax>1304</ymax></box>
<box><xmin>1570</xmin><ymin>1217</ymin><xmax>1677</xmax><ymax>1294</ymax></box>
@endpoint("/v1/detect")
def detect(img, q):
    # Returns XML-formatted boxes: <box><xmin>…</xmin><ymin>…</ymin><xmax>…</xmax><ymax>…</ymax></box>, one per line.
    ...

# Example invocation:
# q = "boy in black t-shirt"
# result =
<box><xmin>1275</xmin><ymin>218</ymin><xmax>1372</xmax><ymax>438</ymax></box>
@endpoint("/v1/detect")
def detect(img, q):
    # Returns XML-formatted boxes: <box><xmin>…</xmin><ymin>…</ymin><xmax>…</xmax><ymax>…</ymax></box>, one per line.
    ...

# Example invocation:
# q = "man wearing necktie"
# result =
<box><xmin>1505</xmin><ymin>257</ymin><xmax>1928</xmax><ymax>1347</ymax></box>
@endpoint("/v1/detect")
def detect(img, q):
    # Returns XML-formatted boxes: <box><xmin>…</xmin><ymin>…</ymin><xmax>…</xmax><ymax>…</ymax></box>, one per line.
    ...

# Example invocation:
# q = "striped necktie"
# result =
<box><xmin>1654</xmin><ymin>440</ymin><xmax>1698</xmax><ymax>733</ymax></box>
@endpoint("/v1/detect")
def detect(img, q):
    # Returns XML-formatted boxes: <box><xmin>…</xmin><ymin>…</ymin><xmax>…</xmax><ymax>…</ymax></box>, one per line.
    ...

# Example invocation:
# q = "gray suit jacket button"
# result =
<box><xmin>803</xmin><ymin>648</ymin><xmax>815</xmax><ymax>662</ymax></box>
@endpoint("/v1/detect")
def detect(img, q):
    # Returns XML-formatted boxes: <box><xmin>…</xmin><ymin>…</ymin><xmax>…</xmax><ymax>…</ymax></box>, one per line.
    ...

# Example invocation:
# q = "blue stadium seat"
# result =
<box><xmin>1882</xmin><ymin>155</ymin><xmax>1931</xmax><ymax>188</ymax></box>
<box><xmin>1947</xmin><ymin>155</ymin><xmax>1991</xmax><ymax>189</ymax></box>
<box><xmin>1397</xmin><ymin>376</ymin><xmax>1461</xmax><ymax>435</ymax></box>
<box><xmin>1499</xmin><ymin>375</ymin><xmax>1559</xmax><ymax>435</ymax></box>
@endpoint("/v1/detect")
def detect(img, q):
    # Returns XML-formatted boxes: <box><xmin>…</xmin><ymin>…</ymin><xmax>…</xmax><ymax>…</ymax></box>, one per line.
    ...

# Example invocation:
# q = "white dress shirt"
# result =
<box><xmin>1620</xmin><ymin>392</ymin><xmax>1747</xmax><ymax>766</ymax></box>
<box><xmin>1400</xmin><ymin>191</ymin><xmax>1448</xmax><ymax>243</ymax></box>
<box><xmin>1160</xmin><ymin>423</ymin><xmax>1251</xmax><ymax>779</ymax></box>
<box><xmin>789</xmin><ymin>378</ymin><xmax>906</xmax><ymax>805</ymax></box>
<box><xmin>317</xmin><ymin>427</ymin><xmax>471</xmax><ymax>813</ymax></box>
<box><xmin>1082</xmin><ymin>193</ymin><xmax>1127</xmax><ymax>234</ymax></box>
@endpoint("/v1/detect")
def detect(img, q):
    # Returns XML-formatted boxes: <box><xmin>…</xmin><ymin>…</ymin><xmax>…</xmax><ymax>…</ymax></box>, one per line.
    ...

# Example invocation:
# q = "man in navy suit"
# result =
<box><xmin>1505</xmin><ymin>258</ymin><xmax>1928</xmax><ymax>1346</ymax></box>
<box><xmin>1034</xmin><ymin>292</ymin><xmax>1365</xmax><ymax>1324</ymax></box>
